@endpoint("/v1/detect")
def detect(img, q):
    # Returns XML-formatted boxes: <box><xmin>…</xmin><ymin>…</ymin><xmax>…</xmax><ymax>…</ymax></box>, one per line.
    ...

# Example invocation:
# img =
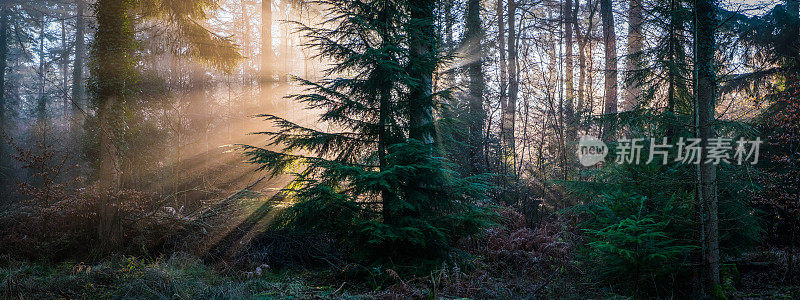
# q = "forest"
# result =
<box><xmin>0</xmin><ymin>0</ymin><xmax>798</xmax><ymax>298</ymax></box>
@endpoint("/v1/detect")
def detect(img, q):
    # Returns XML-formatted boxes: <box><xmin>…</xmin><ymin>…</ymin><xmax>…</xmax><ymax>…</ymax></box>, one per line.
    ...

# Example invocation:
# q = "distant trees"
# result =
<box><xmin>90</xmin><ymin>0</ymin><xmax>239</xmax><ymax>189</ymax></box>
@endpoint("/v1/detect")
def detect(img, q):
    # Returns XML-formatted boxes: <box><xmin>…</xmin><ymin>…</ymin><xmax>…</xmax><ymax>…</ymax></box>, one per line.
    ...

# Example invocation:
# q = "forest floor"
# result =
<box><xmin>2</xmin><ymin>254</ymin><xmax>800</xmax><ymax>299</ymax></box>
<box><xmin>3</xmin><ymin>246</ymin><xmax>800</xmax><ymax>299</ymax></box>
<box><xmin>0</xmin><ymin>254</ymin><xmax>366</xmax><ymax>299</ymax></box>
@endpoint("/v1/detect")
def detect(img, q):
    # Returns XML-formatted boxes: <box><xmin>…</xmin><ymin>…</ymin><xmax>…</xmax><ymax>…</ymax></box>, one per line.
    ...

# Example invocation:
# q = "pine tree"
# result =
<box><xmin>694</xmin><ymin>0</ymin><xmax>720</xmax><ymax>293</ymax></box>
<box><xmin>0</xmin><ymin>7</ymin><xmax>8</xmax><ymax>195</ymax></box>
<box><xmin>243</xmin><ymin>0</ymin><xmax>491</xmax><ymax>265</ymax></box>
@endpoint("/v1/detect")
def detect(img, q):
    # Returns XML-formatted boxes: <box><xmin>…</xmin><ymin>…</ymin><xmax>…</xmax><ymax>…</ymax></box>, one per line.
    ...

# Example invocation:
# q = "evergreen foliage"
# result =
<box><xmin>562</xmin><ymin>119</ymin><xmax>761</xmax><ymax>295</ymax></box>
<box><xmin>243</xmin><ymin>0</ymin><xmax>492</xmax><ymax>267</ymax></box>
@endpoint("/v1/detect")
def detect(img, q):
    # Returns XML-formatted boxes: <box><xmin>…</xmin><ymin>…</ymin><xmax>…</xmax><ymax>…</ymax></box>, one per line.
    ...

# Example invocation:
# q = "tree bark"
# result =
<box><xmin>502</xmin><ymin>0</ymin><xmax>518</xmax><ymax>171</ymax></box>
<box><xmin>465</xmin><ymin>0</ymin><xmax>485</xmax><ymax>174</ymax></box>
<box><xmin>564</xmin><ymin>0</ymin><xmax>577</xmax><ymax>173</ymax></box>
<box><xmin>624</xmin><ymin>0</ymin><xmax>643</xmax><ymax>110</ymax></box>
<box><xmin>497</xmin><ymin>0</ymin><xmax>508</xmax><ymax>158</ymax></box>
<box><xmin>695</xmin><ymin>0</ymin><xmax>720</xmax><ymax>295</ymax></box>
<box><xmin>0</xmin><ymin>8</ymin><xmax>8</xmax><ymax>192</ymax></box>
<box><xmin>93</xmin><ymin>0</ymin><xmax>135</xmax><ymax>190</ymax></box>
<box><xmin>600</xmin><ymin>0</ymin><xmax>617</xmax><ymax>142</ymax></box>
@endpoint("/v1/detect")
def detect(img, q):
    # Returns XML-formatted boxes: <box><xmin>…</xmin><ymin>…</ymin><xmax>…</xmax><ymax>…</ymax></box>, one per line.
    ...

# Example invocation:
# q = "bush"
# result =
<box><xmin>563</xmin><ymin>158</ymin><xmax>760</xmax><ymax>297</ymax></box>
<box><xmin>0</xmin><ymin>184</ymin><xmax>192</xmax><ymax>261</ymax></box>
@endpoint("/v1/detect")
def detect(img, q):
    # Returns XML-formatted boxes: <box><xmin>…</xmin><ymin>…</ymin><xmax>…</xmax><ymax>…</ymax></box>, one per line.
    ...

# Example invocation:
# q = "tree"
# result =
<box><xmin>564</xmin><ymin>0</ymin><xmax>576</xmax><ymax>160</ymax></box>
<box><xmin>71</xmin><ymin>0</ymin><xmax>86</xmax><ymax>136</ymax></box>
<box><xmin>464</xmin><ymin>0</ymin><xmax>485</xmax><ymax>175</ymax></box>
<box><xmin>91</xmin><ymin>0</ymin><xmax>137</xmax><ymax>189</ymax></box>
<box><xmin>694</xmin><ymin>0</ymin><xmax>720</xmax><ymax>294</ymax></box>
<box><xmin>624</xmin><ymin>0</ymin><xmax>643</xmax><ymax>110</ymax></box>
<box><xmin>496</xmin><ymin>0</ymin><xmax>508</xmax><ymax>167</ymax></box>
<box><xmin>600</xmin><ymin>0</ymin><xmax>617</xmax><ymax>142</ymax></box>
<box><xmin>0</xmin><ymin>7</ymin><xmax>7</xmax><ymax>193</ymax></box>
<box><xmin>407</xmin><ymin>0</ymin><xmax>435</xmax><ymax>143</ymax></box>
<box><xmin>502</xmin><ymin>0</ymin><xmax>518</xmax><ymax>172</ymax></box>
<box><xmin>261</xmin><ymin>0</ymin><xmax>273</xmax><ymax>81</ymax></box>
<box><xmin>240</xmin><ymin>0</ymin><xmax>252</xmax><ymax>83</ymax></box>
<box><xmin>243</xmin><ymin>0</ymin><xmax>490</xmax><ymax>265</ymax></box>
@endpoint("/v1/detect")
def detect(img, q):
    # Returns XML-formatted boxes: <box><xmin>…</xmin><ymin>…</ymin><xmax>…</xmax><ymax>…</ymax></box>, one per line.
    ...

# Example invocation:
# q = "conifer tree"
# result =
<box><xmin>694</xmin><ymin>0</ymin><xmax>720</xmax><ymax>292</ymax></box>
<box><xmin>243</xmin><ymin>0</ymin><xmax>491</xmax><ymax>264</ymax></box>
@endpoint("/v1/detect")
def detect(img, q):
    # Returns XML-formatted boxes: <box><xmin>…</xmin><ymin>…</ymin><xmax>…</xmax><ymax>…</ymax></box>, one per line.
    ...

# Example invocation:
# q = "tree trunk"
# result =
<box><xmin>600</xmin><ymin>0</ymin><xmax>617</xmax><ymax>142</ymax></box>
<box><xmin>261</xmin><ymin>0</ymin><xmax>273</xmax><ymax>81</ymax></box>
<box><xmin>666</xmin><ymin>0</ymin><xmax>677</xmax><ymax>139</ymax></box>
<box><xmin>465</xmin><ymin>0</ymin><xmax>485</xmax><ymax>174</ymax></box>
<box><xmin>241</xmin><ymin>0</ymin><xmax>250</xmax><ymax>84</ymax></box>
<box><xmin>497</xmin><ymin>0</ymin><xmax>508</xmax><ymax>160</ymax></box>
<box><xmin>37</xmin><ymin>16</ymin><xmax>47</xmax><ymax>125</ymax></box>
<box><xmin>788</xmin><ymin>0</ymin><xmax>799</xmax><ymax>69</ymax></box>
<box><xmin>502</xmin><ymin>0</ymin><xmax>518</xmax><ymax>172</ymax></box>
<box><xmin>407</xmin><ymin>0</ymin><xmax>435</xmax><ymax>143</ymax></box>
<box><xmin>279</xmin><ymin>0</ymin><xmax>289</xmax><ymax>81</ymax></box>
<box><xmin>564</xmin><ymin>0</ymin><xmax>576</xmax><ymax>172</ymax></box>
<box><xmin>61</xmin><ymin>18</ymin><xmax>68</xmax><ymax>115</ymax></box>
<box><xmin>93</xmin><ymin>0</ymin><xmax>135</xmax><ymax>190</ymax></box>
<box><xmin>0</xmin><ymin>8</ymin><xmax>8</xmax><ymax>192</ymax></box>
<box><xmin>575</xmin><ymin>0</ymin><xmax>595</xmax><ymax>134</ymax></box>
<box><xmin>695</xmin><ymin>0</ymin><xmax>720</xmax><ymax>295</ymax></box>
<box><xmin>624</xmin><ymin>0</ymin><xmax>643</xmax><ymax>110</ymax></box>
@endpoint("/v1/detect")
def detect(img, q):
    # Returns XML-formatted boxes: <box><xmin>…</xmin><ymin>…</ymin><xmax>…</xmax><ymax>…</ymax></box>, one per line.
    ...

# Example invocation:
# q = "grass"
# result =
<box><xmin>0</xmin><ymin>253</ymin><xmax>362</xmax><ymax>299</ymax></box>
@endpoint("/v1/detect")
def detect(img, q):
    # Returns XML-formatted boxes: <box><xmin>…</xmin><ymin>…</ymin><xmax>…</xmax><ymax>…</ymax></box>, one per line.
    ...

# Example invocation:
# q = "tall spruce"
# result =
<box><xmin>694</xmin><ymin>0</ymin><xmax>720</xmax><ymax>293</ymax></box>
<box><xmin>243</xmin><ymin>0</ymin><xmax>490</xmax><ymax>264</ymax></box>
<box><xmin>0</xmin><ymin>7</ymin><xmax>7</xmax><ymax>193</ymax></box>
<box><xmin>407</xmin><ymin>0</ymin><xmax>435</xmax><ymax>143</ymax></box>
